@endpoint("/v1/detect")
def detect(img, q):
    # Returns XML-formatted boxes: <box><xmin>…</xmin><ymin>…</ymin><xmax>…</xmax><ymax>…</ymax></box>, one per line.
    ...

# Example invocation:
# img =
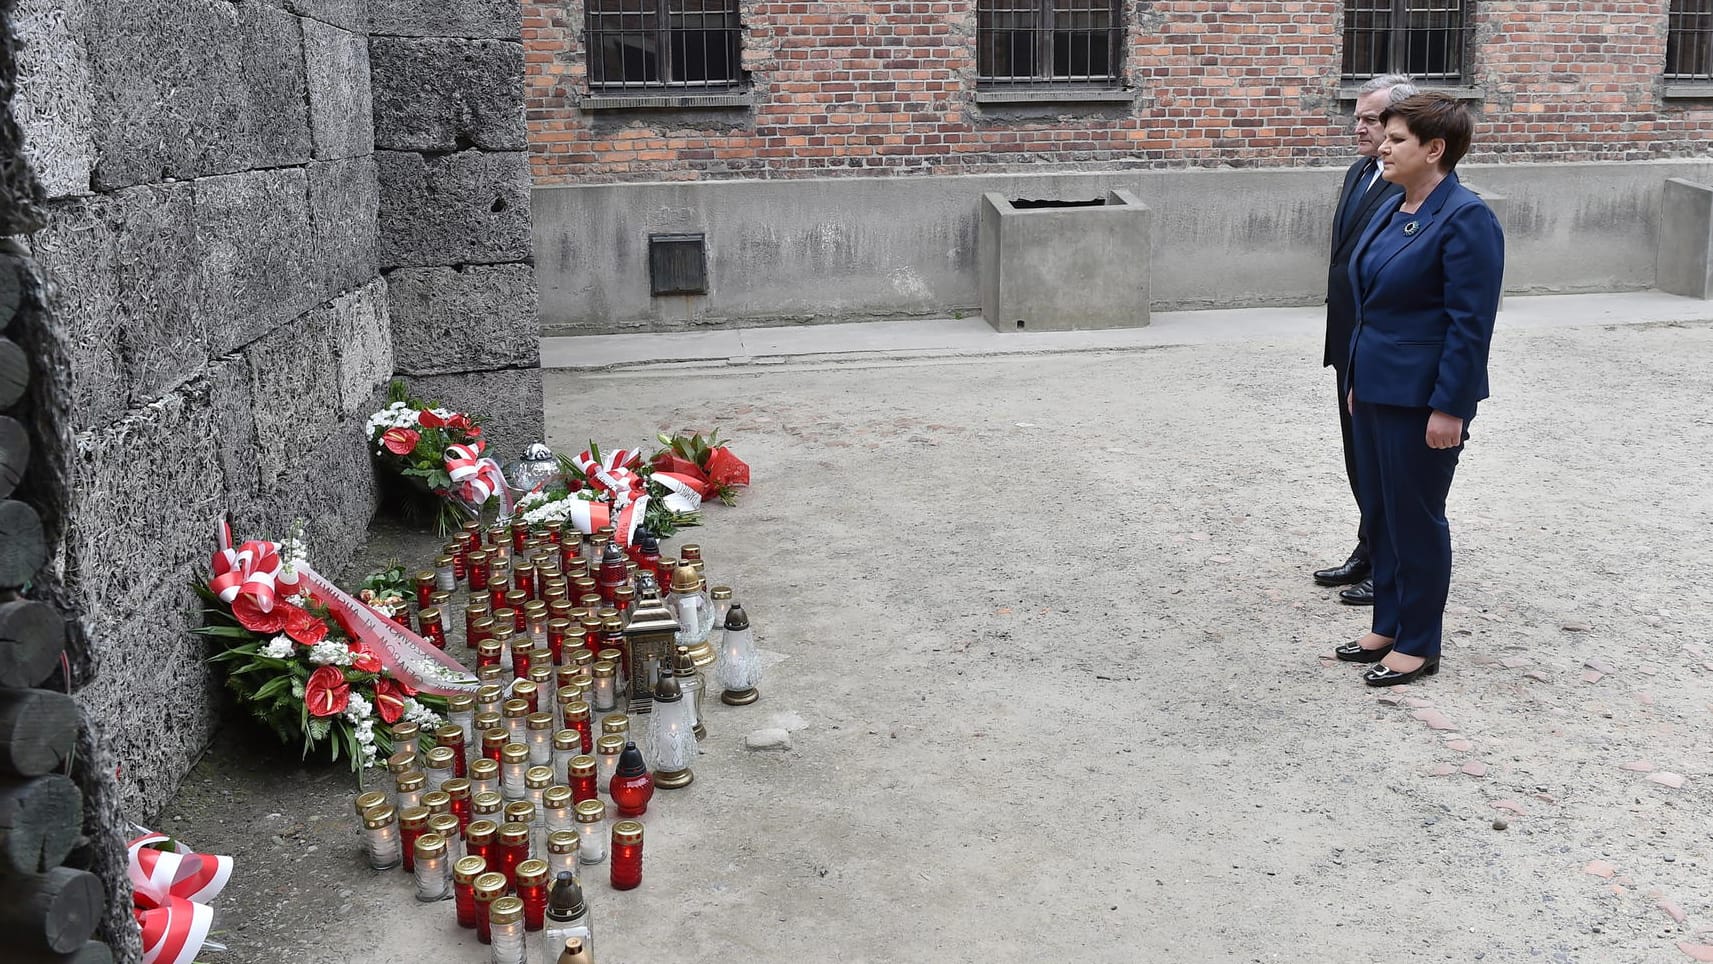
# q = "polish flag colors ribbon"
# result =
<box><xmin>573</xmin><ymin>447</ymin><xmax>647</xmax><ymax>506</ymax></box>
<box><xmin>296</xmin><ymin>563</ymin><xmax>480</xmax><ymax>697</ymax></box>
<box><xmin>557</xmin><ymin>494</ymin><xmax>648</xmax><ymax>546</ymax></box>
<box><xmin>445</xmin><ymin>442</ymin><xmax>515</xmax><ymax>521</ymax></box>
<box><xmin>651</xmin><ymin>447</ymin><xmax>751</xmax><ymax>498</ymax></box>
<box><xmin>209</xmin><ymin>518</ymin><xmax>300</xmax><ymax>614</ymax></box>
<box><xmin>129</xmin><ymin>830</ymin><xmax>233</xmax><ymax>964</ymax></box>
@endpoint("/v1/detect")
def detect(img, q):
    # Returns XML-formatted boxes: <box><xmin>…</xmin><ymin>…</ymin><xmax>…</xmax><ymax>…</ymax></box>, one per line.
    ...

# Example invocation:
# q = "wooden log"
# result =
<box><xmin>0</xmin><ymin>338</ymin><xmax>28</xmax><ymax>409</ymax></box>
<box><xmin>0</xmin><ymin>599</ymin><xmax>65</xmax><ymax>688</ymax></box>
<box><xmin>0</xmin><ymin>774</ymin><xmax>82</xmax><ymax>874</ymax></box>
<box><xmin>0</xmin><ymin>689</ymin><xmax>78</xmax><ymax>777</ymax></box>
<box><xmin>0</xmin><ymin>865</ymin><xmax>104</xmax><ymax>954</ymax></box>
<box><xmin>0</xmin><ymin>498</ymin><xmax>47</xmax><ymax>588</ymax></box>
<box><xmin>0</xmin><ymin>414</ymin><xmax>30</xmax><ymax>498</ymax></box>
<box><xmin>15</xmin><ymin>940</ymin><xmax>114</xmax><ymax>964</ymax></box>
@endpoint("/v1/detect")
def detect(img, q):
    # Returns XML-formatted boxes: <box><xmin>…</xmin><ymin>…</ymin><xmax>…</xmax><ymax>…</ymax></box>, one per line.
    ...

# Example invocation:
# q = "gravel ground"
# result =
<box><xmin>162</xmin><ymin>315</ymin><xmax>1713</xmax><ymax>963</ymax></box>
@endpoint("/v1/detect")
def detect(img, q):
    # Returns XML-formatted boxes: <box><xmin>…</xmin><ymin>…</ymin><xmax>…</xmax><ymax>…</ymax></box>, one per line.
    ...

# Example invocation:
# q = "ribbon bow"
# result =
<box><xmin>445</xmin><ymin>441</ymin><xmax>499</xmax><ymax>503</ymax></box>
<box><xmin>209</xmin><ymin>518</ymin><xmax>300</xmax><ymax>613</ymax></box>
<box><xmin>573</xmin><ymin>448</ymin><xmax>646</xmax><ymax>505</ymax></box>
<box><xmin>129</xmin><ymin>830</ymin><xmax>233</xmax><ymax>964</ymax></box>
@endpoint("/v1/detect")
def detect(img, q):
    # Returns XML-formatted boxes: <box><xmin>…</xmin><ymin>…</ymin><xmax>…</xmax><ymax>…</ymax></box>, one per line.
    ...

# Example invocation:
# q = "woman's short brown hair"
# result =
<box><xmin>1379</xmin><ymin>92</ymin><xmax>1474</xmax><ymax>171</ymax></box>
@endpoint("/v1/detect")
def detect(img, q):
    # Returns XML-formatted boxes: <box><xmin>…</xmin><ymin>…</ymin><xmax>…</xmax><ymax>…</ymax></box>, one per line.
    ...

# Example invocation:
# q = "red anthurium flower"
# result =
<box><xmin>445</xmin><ymin>413</ymin><xmax>473</xmax><ymax>432</ymax></box>
<box><xmin>231</xmin><ymin>594</ymin><xmax>289</xmax><ymax>634</ymax></box>
<box><xmin>416</xmin><ymin>409</ymin><xmax>446</xmax><ymax>429</ymax></box>
<box><xmin>373</xmin><ymin>679</ymin><xmax>409</xmax><ymax>724</ymax></box>
<box><xmin>381</xmin><ymin>427</ymin><xmax>420</xmax><ymax>455</ymax></box>
<box><xmin>304</xmin><ymin>666</ymin><xmax>350</xmax><ymax>718</ymax></box>
<box><xmin>352</xmin><ymin>650</ymin><xmax>382</xmax><ymax>674</ymax></box>
<box><xmin>283</xmin><ymin>605</ymin><xmax>327</xmax><ymax>645</ymax></box>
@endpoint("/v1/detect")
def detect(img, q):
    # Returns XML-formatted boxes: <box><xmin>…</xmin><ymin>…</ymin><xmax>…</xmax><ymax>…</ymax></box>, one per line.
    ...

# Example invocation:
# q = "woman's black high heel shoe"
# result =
<box><xmin>1335</xmin><ymin>639</ymin><xmax>1393</xmax><ymax>663</ymax></box>
<box><xmin>1363</xmin><ymin>658</ymin><xmax>1441</xmax><ymax>687</ymax></box>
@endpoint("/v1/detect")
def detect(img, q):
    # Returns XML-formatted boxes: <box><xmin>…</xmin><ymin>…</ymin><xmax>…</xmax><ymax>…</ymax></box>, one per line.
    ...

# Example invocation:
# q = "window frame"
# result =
<box><xmin>975</xmin><ymin>0</ymin><xmax>1125</xmax><ymax>90</ymax></box>
<box><xmin>584</xmin><ymin>0</ymin><xmax>744</xmax><ymax>92</ymax></box>
<box><xmin>1666</xmin><ymin>0</ymin><xmax>1713</xmax><ymax>82</ymax></box>
<box><xmin>1340</xmin><ymin>0</ymin><xmax>1473</xmax><ymax>85</ymax></box>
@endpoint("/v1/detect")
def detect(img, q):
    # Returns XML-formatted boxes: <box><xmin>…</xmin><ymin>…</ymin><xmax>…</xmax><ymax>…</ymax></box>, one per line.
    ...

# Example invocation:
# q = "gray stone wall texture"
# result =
<box><xmin>11</xmin><ymin>0</ymin><xmax>541</xmax><ymax>819</ymax></box>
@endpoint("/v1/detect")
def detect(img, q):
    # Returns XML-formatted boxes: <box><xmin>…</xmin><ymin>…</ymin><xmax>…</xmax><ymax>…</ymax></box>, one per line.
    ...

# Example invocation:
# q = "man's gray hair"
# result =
<box><xmin>1357</xmin><ymin>73</ymin><xmax>1419</xmax><ymax>104</ymax></box>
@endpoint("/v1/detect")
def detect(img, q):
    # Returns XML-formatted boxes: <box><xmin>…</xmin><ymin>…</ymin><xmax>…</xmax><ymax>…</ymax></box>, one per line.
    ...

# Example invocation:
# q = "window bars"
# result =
<box><xmin>1668</xmin><ymin>0</ymin><xmax>1713</xmax><ymax>80</ymax></box>
<box><xmin>976</xmin><ymin>0</ymin><xmax>1122</xmax><ymax>86</ymax></box>
<box><xmin>587</xmin><ymin>0</ymin><xmax>742</xmax><ymax>88</ymax></box>
<box><xmin>1342</xmin><ymin>0</ymin><xmax>1470</xmax><ymax>82</ymax></box>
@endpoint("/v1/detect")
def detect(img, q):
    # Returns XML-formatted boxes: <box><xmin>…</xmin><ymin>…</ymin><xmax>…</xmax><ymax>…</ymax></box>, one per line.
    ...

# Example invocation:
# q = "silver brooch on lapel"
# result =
<box><xmin>1403</xmin><ymin>220</ymin><xmax>1420</xmax><ymax>236</ymax></box>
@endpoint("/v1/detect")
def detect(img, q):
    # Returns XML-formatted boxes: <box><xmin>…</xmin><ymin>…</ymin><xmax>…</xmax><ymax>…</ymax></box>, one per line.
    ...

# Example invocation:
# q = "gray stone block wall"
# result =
<box><xmin>371</xmin><ymin>0</ymin><xmax>520</xmax><ymax>39</ymax></box>
<box><xmin>371</xmin><ymin>38</ymin><xmax>526</xmax><ymax>153</ymax></box>
<box><xmin>376</xmin><ymin>150</ymin><xmax>534</xmax><ymax>267</ymax></box>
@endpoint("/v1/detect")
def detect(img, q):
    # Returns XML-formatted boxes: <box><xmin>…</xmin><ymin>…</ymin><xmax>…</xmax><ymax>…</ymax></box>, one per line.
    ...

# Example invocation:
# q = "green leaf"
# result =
<box><xmin>252</xmin><ymin>675</ymin><xmax>293</xmax><ymax>701</ymax></box>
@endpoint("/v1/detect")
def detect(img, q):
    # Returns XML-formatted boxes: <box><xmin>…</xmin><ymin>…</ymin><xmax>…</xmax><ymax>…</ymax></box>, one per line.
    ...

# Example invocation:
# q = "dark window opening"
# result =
<box><xmin>977</xmin><ymin>0</ymin><xmax>1121</xmax><ymax>87</ymax></box>
<box><xmin>1342</xmin><ymin>0</ymin><xmax>1471</xmax><ymax>83</ymax></box>
<box><xmin>587</xmin><ymin>0</ymin><xmax>741</xmax><ymax>89</ymax></box>
<box><xmin>1668</xmin><ymin>0</ymin><xmax>1713</xmax><ymax>80</ymax></box>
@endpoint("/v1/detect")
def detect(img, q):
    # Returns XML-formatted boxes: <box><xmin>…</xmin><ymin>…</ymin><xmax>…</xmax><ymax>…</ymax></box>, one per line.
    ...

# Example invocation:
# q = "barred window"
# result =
<box><xmin>1342</xmin><ymin>0</ymin><xmax>1471</xmax><ymax>83</ymax></box>
<box><xmin>586</xmin><ymin>0</ymin><xmax>741</xmax><ymax>89</ymax></box>
<box><xmin>977</xmin><ymin>0</ymin><xmax>1122</xmax><ymax>87</ymax></box>
<box><xmin>1667</xmin><ymin>0</ymin><xmax>1713</xmax><ymax>79</ymax></box>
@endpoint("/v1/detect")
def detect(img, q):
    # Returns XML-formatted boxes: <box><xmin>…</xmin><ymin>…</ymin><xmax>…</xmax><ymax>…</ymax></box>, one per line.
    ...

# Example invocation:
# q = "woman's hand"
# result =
<box><xmin>1426</xmin><ymin>410</ymin><xmax>1464</xmax><ymax>449</ymax></box>
<box><xmin>1347</xmin><ymin>389</ymin><xmax>1354</xmax><ymax>416</ymax></box>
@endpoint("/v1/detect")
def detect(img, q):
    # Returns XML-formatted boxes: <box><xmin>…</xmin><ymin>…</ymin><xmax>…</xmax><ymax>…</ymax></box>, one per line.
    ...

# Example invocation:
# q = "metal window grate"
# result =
<box><xmin>977</xmin><ymin>0</ymin><xmax>1121</xmax><ymax>86</ymax></box>
<box><xmin>1668</xmin><ymin>0</ymin><xmax>1713</xmax><ymax>79</ymax></box>
<box><xmin>649</xmin><ymin>234</ymin><xmax>708</xmax><ymax>296</ymax></box>
<box><xmin>1342</xmin><ymin>0</ymin><xmax>1471</xmax><ymax>82</ymax></box>
<box><xmin>587</xmin><ymin>0</ymin><xmax>741</xmax><ymax>89</ymax></box>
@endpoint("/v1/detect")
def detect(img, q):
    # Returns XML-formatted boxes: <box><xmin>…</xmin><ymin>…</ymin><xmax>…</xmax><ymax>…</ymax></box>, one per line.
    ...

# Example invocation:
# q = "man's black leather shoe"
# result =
<box><xmin>1338</xmin><ymin>578</ymin><xmax>1374</xmax><ymax>606</ymax></box>
<box><xmin>1313</xmin><ymin>553</ymin><xmax>1371</xmax><ymax>586</ymax></box>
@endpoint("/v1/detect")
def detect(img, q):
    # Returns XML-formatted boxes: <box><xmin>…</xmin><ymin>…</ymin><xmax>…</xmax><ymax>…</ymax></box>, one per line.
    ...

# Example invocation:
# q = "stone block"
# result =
<box><xmin>387</xmin><ymin>264</ymin><xmax>540</xmax><ymax>375</ymax></box>
<box><xmin>261</xmin><ymin>421</ymin><xmax>377</xmax><ymax>578</ymax></box>
<box><xmin>11</xmin><ymin>0</ymin><xmax>96</xmax><ymax>198</ymax></box>
<box><xmin>404</xmin><ymin>367</ymin><xmax>544</xmax><ymax>460</ymax></box>
<box><xmin>371</xmin><ymin>0</ymin><xmax>520</xmax><ymax>39</ymax></box>
<box><xmin>86</xmin><ymin>0</ymin><xmax>311</xmax><ymax>190</ymax></box>
<box><xmin>330</xmin><ymin>280</ymin><xmax>396</xmax><ymax>417</ymax></box>
<box><xmin>197</xmin><ymin>168</ymin><xmax>317</xmax><ymax>354</ymax></box>
<box><xmin>376</xmin><ymin>150</ymin><xmax>533</xmax><ymax>268</ymax></box>
<box><xmin>307</xmin><ymin>155</ymin><xmax>380</xmax><ymax>299</ymax></box>
<box><xmin>370</xmin><ymin>38</ymin><xmax>526</xmax><ymax>153</ymax></box>
<box><xmin>29</xmin><ymin>183</ymin><xmax>204</xmax><ymax>428</ymax></box>
<box><xmin>280</xmin><ymin>0</ymin><xmax>368</xmax><ymax>33</ymax></box>
<box><xmin>978</xmin><ymin>190</ymin><xmax>1151</xmax><ymax>332</ymax></box>
<box><xmin>245</xmin><ymin>307</ymin><xmax>341</xmax><ymax>491</ymax></box>
<box><xmin>304</xmin><ymin>18</ymin><xmax>376</xmax><ymax>160</ymax></box>
<box><xmin>1657</xmin><ymin>178</ymin><xmax>1713</xmax><ymax>299</ymax></box>
<box><xmin>208</xmin><ymin>356</ymin><xmax>263</xmax><ymax>506</ymax></box>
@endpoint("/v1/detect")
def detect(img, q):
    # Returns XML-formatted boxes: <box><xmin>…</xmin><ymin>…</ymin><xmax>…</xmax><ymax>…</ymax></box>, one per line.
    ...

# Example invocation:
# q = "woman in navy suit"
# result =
<box><xmin>1332</xmin><ymin>93</ymin><xmax>1504</xmax><ymax>686</ymax></box>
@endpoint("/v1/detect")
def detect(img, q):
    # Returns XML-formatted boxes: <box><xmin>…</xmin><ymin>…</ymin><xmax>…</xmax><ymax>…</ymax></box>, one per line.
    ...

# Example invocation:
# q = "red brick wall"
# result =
<box><xmin>523</xmin><ymin>0</ymin><xmax>1713</xmax><ymax>184</ymax></box>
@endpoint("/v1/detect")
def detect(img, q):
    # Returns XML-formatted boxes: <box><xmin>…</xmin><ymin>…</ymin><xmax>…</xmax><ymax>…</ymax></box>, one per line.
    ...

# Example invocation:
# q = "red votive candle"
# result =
<box><xmin>610</xmin><ymin>820</ymin><xmax>644</xmax><ymax>890</ymax></box>
<box><xmin>516</xmin><ymin>859</ymin><xmax>549</xmax><ymax>931</ymax></box>
<box><xmin>444</xmin><ymin>777</ymin><xmax>472</xmax><ymax>832</ymax></box>
<box><xmin>453</xmin><ymin>856</ymin><xmax>486</xmax><ymax>928</ymax></box>
<box><xmin>569</xmin><ymin>755</ymin><xmax>598</xmax><ymax>803</ymax></box>
<box><xmin>498</xmin><ymin>822</ymin><xmax>531</xmax><ymax>889</ymax></box>
<box><xmin>465</xmin><ymin>819</ymin><xmax>497</xmax><ymax>869</ymax></box>
<box><xmin>398</xmin><ymin>806</ymin><xmax>428</xmax><ymax>873</ymax></box>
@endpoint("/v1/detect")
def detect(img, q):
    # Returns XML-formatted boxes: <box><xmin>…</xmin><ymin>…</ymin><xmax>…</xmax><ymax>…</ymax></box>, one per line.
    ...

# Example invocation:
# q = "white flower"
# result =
<box><xmin>308</xmin><ymin>641</ymin><xmax>354</xmax><ymax>667</ymax></box>
<box><xmin>343</xmin><ymin>692</ymin><xmax>372</xmax><ymax>724</ymax></box>
<box><xmin>364</xmin><ymin>402</ymin><xmax>420</xmax><ymax>439</ymax></box>
<box><xmin>261</xmin><ymin>636</ymin><xmax>296</xmax><ymax>659</ymax></box>
<box><xmin>401</xmin><ymin>698</ymin><xmax>443</xmax><ymax>728</ymax></box>
<box><xmin>291</xmin><ymin>680</ymin><xmax>306</xmax><ymax>699</ymax></box>
<box><xmin>516</xmin><ymin>490</ymin><xmax>550</xmax><ymax>510</ymax></box>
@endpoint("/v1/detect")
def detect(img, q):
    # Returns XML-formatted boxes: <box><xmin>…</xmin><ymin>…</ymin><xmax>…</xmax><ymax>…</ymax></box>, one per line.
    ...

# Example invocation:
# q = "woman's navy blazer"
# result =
<box><xmin>1346</xmin><ymin>171</ymin><xmax>1505</xmax><ymax>421</ymax></box>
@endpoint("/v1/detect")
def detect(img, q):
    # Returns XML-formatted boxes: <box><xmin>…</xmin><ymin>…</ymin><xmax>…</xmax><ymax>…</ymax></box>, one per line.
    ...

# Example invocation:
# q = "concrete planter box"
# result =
<box><xmin>977</xmin><ymin>189</ymin><xmax>1151</xmax><ymax>332</ymax></box>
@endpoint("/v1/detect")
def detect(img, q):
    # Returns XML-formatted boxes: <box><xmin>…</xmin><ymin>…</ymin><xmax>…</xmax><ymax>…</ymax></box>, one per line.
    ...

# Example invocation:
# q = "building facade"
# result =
<box><xmin>522</xmin><ymin>0</ymin><xmax>1713</xmax><ymax>331</ymax></box>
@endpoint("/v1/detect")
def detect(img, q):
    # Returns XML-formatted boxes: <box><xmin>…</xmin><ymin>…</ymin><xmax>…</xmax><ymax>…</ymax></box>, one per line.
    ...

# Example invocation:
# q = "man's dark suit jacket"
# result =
<box><xmin>1326</xmin><ymin>158</ymin><xmax>1404</xmax><ymax>371</ymax></box>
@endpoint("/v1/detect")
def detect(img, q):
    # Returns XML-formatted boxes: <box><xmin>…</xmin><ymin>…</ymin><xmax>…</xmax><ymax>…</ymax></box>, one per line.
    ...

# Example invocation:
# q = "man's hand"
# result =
<box><xmin>1426</xmin><ymin>410</ymin><xmax>1464</xmax><ymax>449</ymax></box>
<box><xmin>1347</xmin><ymin>389</ymin><xmax>1354</xmax><ymax>415</ymax></box>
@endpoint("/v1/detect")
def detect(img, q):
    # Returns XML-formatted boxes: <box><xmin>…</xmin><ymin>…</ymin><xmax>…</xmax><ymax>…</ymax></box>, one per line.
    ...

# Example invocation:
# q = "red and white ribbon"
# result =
<box><xmin>573</xmin><ymin>447</ymin><xmax>648</xmax><ymax>507</ymax></box>
<box><xmin>210</xmin><ymin>520</ymin><xmax>302</xmax><ymax>613</ymax></box>
<box><xmin>297</xmin><ymin>564</ymin><xmax>479</xmax><ymax>697</ymax></box>
<box><xmin>129</xmin><ymin>830</ymin><xmax>232</xmax><ymax>964</ymax></box>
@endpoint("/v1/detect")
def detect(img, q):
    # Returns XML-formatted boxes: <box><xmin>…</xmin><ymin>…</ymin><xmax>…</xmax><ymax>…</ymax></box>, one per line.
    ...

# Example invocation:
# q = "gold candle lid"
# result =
<box><xmin>492</xmin><ymin>616</ymin><xmax>516</xmax><ymax>638</ymax></box>
<box><xmin>414</xmin><ymin>569</ymin><xmax>436</xmax><ymax>585</ymax></box>
<box><xmin>543</xmin><ymin>785</ymin><xmax>573</xmax><ymax>809</ymax></box>
<box><xmin>548</xmin><ymin>830</ymin><xmax>581</xmax><ymax>854</ymax></box>
<box><xmin>428</xmin><ymin>813</ymin><xmax>459</xmax><ymax>838</ymax></box>
<box><xmin>395</xmin><ymin>771</ymin><xmax>426</xmax><ymax>793</ymax></box>
<box><xmin>523</xmin><ymin>597</ymin><xmax>547</xmax><ymax>613</ymax></box>
<box><xmin>555</xmin><ymin>664</ymin><xmax>580</xmax><ymax>685</ymax></box>
<box><xmin>529</xmin><ymin>662</ymin><xmax>553</xmax><ymax>684</ymax></box>
<box><xmin>526</xmin><ymin>766</ymin><xmax>554</xmax><ymax>789</ymax></box>
<box><xmin>362</xmin><ymin>804</ymin><xmax>396</xmax><ymax>828</ymax></box>
<box><xmin>506</xmin><ymin>801</ymin><xmax>537</xmax><ymax>824</ymax></box>
<box><xmin>574</xmin><ymin>799</ymin><xmax>605</xmax><ymax>823</ymax></box>
<box><xmin>601</xmin><ymin>714</ymin><xmax>629</xmax><ymax>735</ymax></box>
<box><xmin>435</xmin><ymin>723</ymin><xmax>464</xmax><ymax>745</ymax></box>
<box><xmin>564</xmin><ymin>700</ymin><xmax>591</xmax><ymax>721</ymax></box>
<box><xmin>466</xmin><ymin>819</ymin><xmax>498</xmax><ymax>844</ymax></box>
<box><xmin>473</xmin><ymin>871</ymin><xmax>507</xmax><ymax>900</ymax></box>
<box><xmin>513</xmin><ymin>680</ymin><xmax>539</xmax><ymax>700</ymax></box>
<box><xmin>596</xmin><ymin>733</ymin><xmax>625</xmax><ymax>754</ymax></box>
<box><xmin>420</xmin><ymin>605</ymin><xmax>443</xmax><ymax>624</ymax></box>
<box><xmin>505</xmin><ymin>589</ymin><xmax>528</xmax><ymax>608</ymax></box>
<box><xmin>510</xmin><ymin>635</ymin><xmax>534</xmax><ymax>654</ymax></box>
<box><xmin>611</xmin><ymin>819</ymin><xmax>644</xmax><ymax>845</ymax></box>
<box><xmin>489</xmin><ymin>896</ymin><xmax>524</xmax><ymax>925</ymax></box>
<box><xmin>447</xmin><ymin>693</ymin><xmax>475</xmax><ymax>712</ymax></box>
<box><xmin>499</xmin><ymin>822</ymin><xmax>531</xmax><ymax>845</ymax></box>
<box><xmin>515</xmin><ymin>859</ymin><xmax>550</xmax><ymax>887</ymax></box>
<box><xmin>474</xmin><ymin>711</ymin><xmax>503</xmax><ymax>732</ymax></box>
<box><xmin>398</xmin><ymin>806</ymin><xmax>430</xmax><ymax>830</ymax></box>
<box><xmin>453</xmin><ymin>855</ymin><xmax>487</xmax><ymax>883</ymax></box>
<box><xmin>477</xmin><ymin>664</ymin><xmax>507</xmax><ymax>683</ymax></box>
<box><xmin>476</xmin><ymin>683</ymin><xmax>504</xmax><ymax>705</ymax></box>
<box><xmin>554</xmin><ymin>729</ymin><xmax>579</xmax><ymax>752</ymax></box>
<box><xmin>502</xmin><ymin>743</ymin><xmax>530</xmax><ymax>764</ymax></box>
<box><xmin>393</xmin><ymin>721</ymin><xmax>421</xmax><ymax>742</ymax></box>
<box><xmin>596</xmin><ymin>647</ymin><xmax>622</xmax><ymax>664</ymax></box>
<box><xmin>414</xmin><ymin>832</ymin><xmax>447</xmax><ymax>859</ymax></box>
<box><xmin>601</xmin><ymin>615</ymin><xmax>624</xmax><ymax>633</ymax></box>
<box><xmin>477</xmin><ymin>639</ymin><xmax>502</xmax><ymax>660</ymax></box>
<box><xmin>472</xmin><ymin>791</ymin><xmax>504</xmax><ymax>814</ymax></box>
<box><xmin>385</xmin><ymin>751</ymin><xmax>414</xmax><ymax>775</ymax></box>
<box><xmin>443</xmin><ymin>777</ymin><xmax>471</xmax><ymax>800</ymax></box>
<box><xmin>548</xmin><ymin>617</ymin><xmax>573</xmax><ymax>633</ymax></box>
<box><xmin>591</xmin><ymin>660</ymin><xmax>615</xmax><ymax>679</ymax></box>
<box><xmin>470</xmin><ymin>758</ymin><xmax>500</xmax><ymax>781</ymax></box>
<box><xmin>502</xmin><ymin>698</ymin><xmax>530</xmax><ymax>719</ymax></box>
<box><xmin>677</xmin><ymin>543</ymin><xmax>702</xmax><ymax>561</ymax></box>
<box><xmin>355</xmin><ymin>790</ymin><xmax>388</xmax><ymax>814</ymax></box>
<box><xmin>669</xmin><ymin>564</ymin><xmax>703</xmax><ymax>592</ymax></box>
<box><xmin>528</xmin><ymin>711</ymin><xmax>555</xmax><ymax>731</ymax></box>
<box><xmin>710</xmin><ymin>585</ymin><xmax>733</xmax><ymax>600</ymax></box>
<box><xmin>425</xmin><ymin>746</ymin><xmax>456</xmax><ymax>770</ymax></box>
<box><xmin>422</xmin><ymin>790</ymin><xmax>451</xmax><ymax>813</ymax></box>
<box><xmin>568</xmin><ymin>755</ymin><xmax>596</xmax><ymax>777</ymax></box>
<box><xmin>570</xmin><ymin>649</ymin><xmax>594</xmax><ymax>668</ymax></box>
<box><xmin>482</xmin><ymin>729</ymin><xmax>509</xmax><ymax>752</ymax></box>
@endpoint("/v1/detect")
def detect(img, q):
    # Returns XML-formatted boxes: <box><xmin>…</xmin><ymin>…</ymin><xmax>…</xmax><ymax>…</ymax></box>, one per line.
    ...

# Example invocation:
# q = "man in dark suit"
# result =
<box><xmin>1314</xmin><ymin>73</ymin><xmax>1416</xmax><ymax>605</ymax></box>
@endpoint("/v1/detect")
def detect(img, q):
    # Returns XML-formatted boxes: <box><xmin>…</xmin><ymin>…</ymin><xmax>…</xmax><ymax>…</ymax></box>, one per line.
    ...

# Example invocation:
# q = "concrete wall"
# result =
<box><xmin>11</xmin><ymin>0</ymin><xmax>541</xmax><ymax>818</ymax></box>
<box><xmin>535</xmin><ymin>159</ymin><xmax>1713</xmax><ymax>334</ymax></box>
